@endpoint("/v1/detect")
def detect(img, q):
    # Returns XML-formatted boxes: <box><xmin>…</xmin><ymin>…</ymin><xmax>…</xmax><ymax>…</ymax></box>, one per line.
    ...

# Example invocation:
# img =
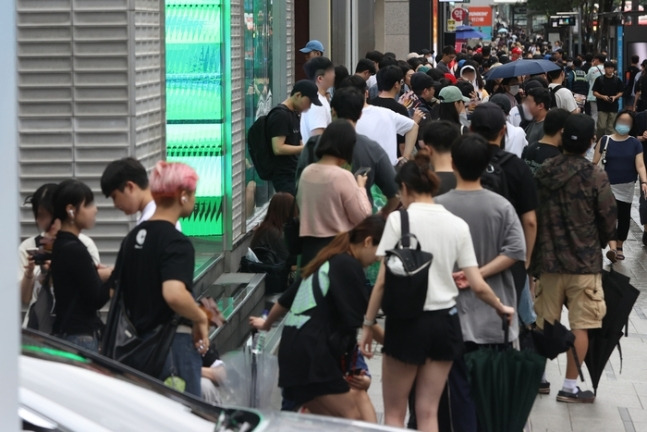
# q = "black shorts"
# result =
<box><xmin>383</xmin><ymin>307</ymin><xmax>464</xmax><ymax>365</ymax></box>
<box><xmin>283</xmin><ymin>378</ymin><xmax>350</xmax><ymax>406</ymax></box>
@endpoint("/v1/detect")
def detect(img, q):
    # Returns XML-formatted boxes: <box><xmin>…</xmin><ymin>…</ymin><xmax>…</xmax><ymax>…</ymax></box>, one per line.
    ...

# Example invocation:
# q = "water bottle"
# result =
<box><xmin>253</xmin><ymin>309</ymin><xmax>269</xmax><ymax>354</ymax></box>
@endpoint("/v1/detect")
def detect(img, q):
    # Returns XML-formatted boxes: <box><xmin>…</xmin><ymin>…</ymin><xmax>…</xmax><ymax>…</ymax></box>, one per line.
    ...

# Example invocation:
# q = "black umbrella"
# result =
<box><xmin>483</xmin><ymin>59</ymin><xmax>561</xmax><ymax>80</ymax></box>
<box><xmin>585</xmin><ymin>268</ymin><xmax>640</xmax><ymax>395</ymax></box>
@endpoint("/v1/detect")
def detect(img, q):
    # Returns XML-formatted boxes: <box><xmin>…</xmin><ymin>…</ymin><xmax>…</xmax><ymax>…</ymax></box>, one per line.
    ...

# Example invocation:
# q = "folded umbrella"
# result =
<box><xmin>483</xmin><ymin>59</ymin><xmax>561</xmax><ymax>80</ymax></box>
<box><xmin>585</xmin><ymin>268</ymin><xmax>639</xmax><ymax>395</ymax></box>
<box><xmin>465</xmin><ymin>317</ymin><xmax>545</xmax><ymax>432</ymax></box>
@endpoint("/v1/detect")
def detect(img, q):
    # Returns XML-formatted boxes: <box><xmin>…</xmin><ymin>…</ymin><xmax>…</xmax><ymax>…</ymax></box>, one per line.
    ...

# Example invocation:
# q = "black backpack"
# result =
<box><xmin>481</xmin><ymin>151</ymin><xmax>515</xmax><ymax>201</ymax></box>
<box><xmin>247</xmin><ymin>105</ymin><xmax>289</xmax><ymax>180</ymax></box>
<box><xmin>549</xmin><ymin>85</ymin><xmax>564</xmax><ymax>109</ymax></box>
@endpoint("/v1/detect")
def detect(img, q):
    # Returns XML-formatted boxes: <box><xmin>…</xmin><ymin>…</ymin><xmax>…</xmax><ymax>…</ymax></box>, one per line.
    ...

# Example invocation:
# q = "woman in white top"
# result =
<box><xmin>359</xmin><ymin>151</ymin><xmax>515</xmax><ymax>432</ymax></box>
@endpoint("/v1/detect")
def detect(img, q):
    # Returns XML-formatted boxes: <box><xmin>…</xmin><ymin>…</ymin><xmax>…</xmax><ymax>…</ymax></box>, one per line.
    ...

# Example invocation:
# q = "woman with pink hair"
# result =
<box><xmin>111</xmin><ymin>161</ymin><xmax>208</xmax><ymax>396</ymax></box>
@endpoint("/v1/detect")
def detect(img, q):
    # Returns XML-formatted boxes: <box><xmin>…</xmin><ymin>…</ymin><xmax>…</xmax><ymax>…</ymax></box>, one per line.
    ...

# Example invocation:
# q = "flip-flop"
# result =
<box><xmin>606</xmin><ymin>249</ymin><xmax>618</xmax><ymax>263</ymax></box>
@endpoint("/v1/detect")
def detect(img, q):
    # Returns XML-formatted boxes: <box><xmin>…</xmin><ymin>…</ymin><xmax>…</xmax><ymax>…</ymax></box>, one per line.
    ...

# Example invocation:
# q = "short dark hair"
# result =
<box><xmin>53</xmin><ymin>179</ymin><xmax>94</xmax><ymax>223</ymax></box>
<box><xmin>547</xmin><ymin>67</ymin><xmax>563</xmax><ymax>81</ymax></box>
<box><xmin>631</xmin><ymin>55</ymin><xmax>640</xmax><ymax>64</ymax></box>
<box><xmin>482</xmin><ymin>46</ymin><xmax>492</xmax><ymax>57</ymax></box>
<box><xmin>304</xmin><ymin>56</ymin><xmax>334</xmax><ymax>81</ymax></box>
<box><xmin>315</xmin><ymin>119</ymin><xmax>356</xmax><ymax>163</ymax></box>
<box><xmin>338</xmin><ymin>75</ymin><xmax>367</xmax><ymax>94</ymax></box>
<box><xmin>398</xmin><ymin>60</ymin><xmax>413</xmax><ymax>76</ymax></box>
<box><xmin>334</xmin><ymin>65</ymin><xmax>350</xmax><ymax>90</ymax></box>
<box><xmin>455</xmin><ymin>80</ymin><xmax>475</xmax><ymax>98</ymax></box>
<box><xmin>543</xmin><ymin>108</ymin><xmax>571</xmax><ymax>136</ymax></box>
<box><xmin>442</xmin><ymin>45</ymin><xmax>456</xmax><ymax>56</ymax></box>
<box><xmin>378</xmin><ymin>55</ymin><xmax>398</xmax><ymax>70</ymax></box>
<box><xmin>25</xmin><ymin>183</ymin><xmax>58</xmax><ymax>220</ymax></box>
<box><xmin>330</xmin><ymin>87</ymin><xmax>364</xmax><ymax>122</ymax></box>
<box><xmin>365</xmin><ymin>50</ymin><xmax>384</xmax><ymax>64</ymax></box>
<box><xmin>407</xmin><ymin>57</ymin><xmax>424</xmax><ymax>70</ymax></box>
<box><xmin>573</xmin><ymin>58</ymin><xmax>583</xmax><ymax>67</ymax></box>
<box><xmin>355</xmin><ymin>58</ymin><xmax>376</xmax><ymax>75</ymax></box>
<box><xmin>604</xmin><ymin>61</ymin><xmax>616</xmax><ymax>69</ymax></box>
<box><xmin>527</xmin><ymin>87</ymin><xmax>552</xmax><ymax>111</ymax></box>
<box><xmin>426</xmin><ymin>68</ymin><xmax>445</xmax><ymax>81</ymax></box>
<box><xmin>101</xmin><ymin>157</ymin><xmax>149</xmax><ymax>198</ymax></box>
<box><xmin>594</xmin><ymin>53</ymin><xmax>606</xmax><ymax>63</ymax></box>
<box><xmin>376</xmin><ymin>65</ymin><xmax>403</xmax><ymax>92</ymax></box>
<box><xmin>451</xmin><ymin>133</ymin><xmax>491</xmax><ymax>181</ymax></box>
<box><xmin>422</xmin><ymin>120</ymin><xmax>460</xmax><ymax>153</ymax></box>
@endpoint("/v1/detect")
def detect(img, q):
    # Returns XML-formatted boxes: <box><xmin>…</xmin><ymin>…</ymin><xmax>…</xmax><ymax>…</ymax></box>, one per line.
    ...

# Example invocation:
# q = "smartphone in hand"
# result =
<box><xmin>355</xmin><ymin>167</ymin><xmax>371</xmax><ymax>176</ymax></box>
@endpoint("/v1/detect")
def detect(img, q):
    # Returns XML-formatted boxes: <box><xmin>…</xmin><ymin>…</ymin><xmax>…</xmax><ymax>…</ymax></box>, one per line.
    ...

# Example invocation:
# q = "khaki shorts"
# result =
<box><xmin>534</xmin><ymin>273</ymin><xmax>607</xmax><ymax>330</ymax></box>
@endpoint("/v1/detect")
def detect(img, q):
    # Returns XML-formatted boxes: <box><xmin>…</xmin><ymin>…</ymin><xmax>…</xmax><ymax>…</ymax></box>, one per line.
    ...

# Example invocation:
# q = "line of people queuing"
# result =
<box><xmin>247</xmin><ymin>42</ymin><xmax>647</xmax><ymax>431</ymax></box>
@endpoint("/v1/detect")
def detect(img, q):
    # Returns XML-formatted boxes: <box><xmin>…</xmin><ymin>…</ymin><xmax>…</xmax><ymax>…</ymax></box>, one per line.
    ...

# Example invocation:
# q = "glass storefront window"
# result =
<box><xmin>244</xmin><ymin>0</ymin><xmax>274</xmax><ymax>221</ymax></box>
<box><xmin>165</xmin><ymin>0</ymin><xmax>228</xmax><ymax>268</ymax></box>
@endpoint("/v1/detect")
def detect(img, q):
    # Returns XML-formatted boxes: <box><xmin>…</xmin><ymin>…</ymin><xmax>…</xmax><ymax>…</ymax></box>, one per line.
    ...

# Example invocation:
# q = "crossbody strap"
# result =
<box><xmin>399</xmin><ymin>208</ymin><xmax>410</xmax><ymax>248</ymax></box>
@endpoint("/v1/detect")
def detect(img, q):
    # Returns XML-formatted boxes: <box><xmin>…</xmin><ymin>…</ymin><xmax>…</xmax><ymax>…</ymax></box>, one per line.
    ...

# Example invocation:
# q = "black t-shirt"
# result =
<box><xmin>369</xmin><ymin>96</ymin><xmax>409</xmax><ymax>145</ymax></box>
<box><xmin>266</xmin><ymin>104</ymin><xmax>302</xmax><ymax>177</ymax></box>
<box><xmin>117</xmin><ymin>220</ymin><xmax>195</xmax><ymax>334</ymax></box>
<box><xmin>51</xmin><ymin>231</ymin><xmax>109</xmax><ymax>335</ymax></box>
<box><xmin>278</xmin><ymin>253</ymin><xmax>368</xmax><ymax>388</ymax></box>
<box><xmin>592</xmin><ymin>75</ymin><xmax>624</xmax><ymax>112</ymax></box>
<box><xmin>488</xmin><ymin>145</ymin><xmax>539</xmax><ymax>216</ymax></box>
<box><xmin>434</xmin><ymin>171</ymin><xmax>457</xmax><ymax>196</ymax></box>
<box><xmin>522</xmin><ymin>142</ymin><xmax>563</xmax><ymax>175</ymax></box>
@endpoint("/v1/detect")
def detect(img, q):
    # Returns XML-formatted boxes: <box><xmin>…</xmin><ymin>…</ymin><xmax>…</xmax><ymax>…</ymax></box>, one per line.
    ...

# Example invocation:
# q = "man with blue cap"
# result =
<box><xmin>300</xmin><ymin>40</ymin><xmax>324</xmax><ymax>61</ymax></box>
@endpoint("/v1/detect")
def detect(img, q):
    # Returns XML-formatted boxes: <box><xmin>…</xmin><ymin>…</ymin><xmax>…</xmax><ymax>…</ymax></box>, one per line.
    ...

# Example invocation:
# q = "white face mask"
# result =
<box><xmin>522</xmin><ymin>104</ymin><xmax>532</xmax><ymax>119</ymax></box>
<box><xmin>509</xmin><ymin>85</ymin><xmax>520</xmax><ymax>96</ymax></box>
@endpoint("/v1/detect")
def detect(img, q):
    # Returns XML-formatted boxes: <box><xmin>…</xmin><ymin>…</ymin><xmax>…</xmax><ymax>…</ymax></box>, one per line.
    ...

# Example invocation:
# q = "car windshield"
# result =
<box><xmin>20</xmin><ymin>330</ymin><xmax>262</xmax><ymax>432</ymax></box>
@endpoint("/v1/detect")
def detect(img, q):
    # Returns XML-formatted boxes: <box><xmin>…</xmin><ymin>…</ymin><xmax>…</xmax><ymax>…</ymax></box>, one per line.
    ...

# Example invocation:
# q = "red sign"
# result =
<box><xmin>468</xmin><ymin>7</ymin><xmax>492</xmax><ymax>27</ymax></box>
<box><xmin>451</xmin><ymin>8</ymin><xmax>468</xmax><ymax>22</ymax></box>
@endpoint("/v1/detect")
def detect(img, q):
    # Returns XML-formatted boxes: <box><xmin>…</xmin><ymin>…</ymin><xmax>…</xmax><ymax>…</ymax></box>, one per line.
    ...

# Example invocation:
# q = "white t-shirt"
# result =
<box><xmin>356</xmin><ymin>105</ymin><xmax>415</xmax><ymax>165</ymax></box>
<box><xmin>505</xmin><ymin>121</ymin><xmax>528</xmax><ymax>158</ymax></box>
<box><xmin>376</xmin><ymin>203</ymin><xmax>479</xmax><ymax>311</ymax></box>
<box><xmin>366</xmin><ymin>74</ymin><xmax>377</xmax><ymax>89</ymax></box>
<box><xmin>138</xmin><ymin>200</ymin><xmax>182</xmax><ymax>231</ymax></box>
<box><xmin>300</xmin><ymin>92</ymin><xmax>331</xmax><ymax>143</ymax></box>
<box><xmin>549</xmin><ymin>83</ymin><xmax>579</xmax><ymax>112</ymax></box>
<box><xmin>508</xmin><ymin>105</ymin><xmax>522</xmax><ymax>128</ymax></box>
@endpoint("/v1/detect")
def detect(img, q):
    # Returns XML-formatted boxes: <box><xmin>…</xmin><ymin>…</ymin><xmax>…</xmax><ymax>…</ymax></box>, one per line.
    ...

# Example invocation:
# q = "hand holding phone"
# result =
<box><xmin>355</xmin><ymin>167</ymin><xmax>371</xmax><ymax>176</ymax></box>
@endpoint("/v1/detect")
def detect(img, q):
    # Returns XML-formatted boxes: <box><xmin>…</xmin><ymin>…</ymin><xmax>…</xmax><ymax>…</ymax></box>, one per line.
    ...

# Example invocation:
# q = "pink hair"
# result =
<box><xmin>149</xmin><ymin>161</ymin><xmax>198</xmax><ymax>198</ymax></box>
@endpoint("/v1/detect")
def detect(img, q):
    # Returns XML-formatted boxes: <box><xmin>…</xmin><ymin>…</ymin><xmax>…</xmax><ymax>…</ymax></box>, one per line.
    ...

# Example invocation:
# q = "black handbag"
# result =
<box><xmin>101</xmin><ymin>248</ymin><xmax>179</xmax><ymax>378</ymax></box>
<box><xmin>382</xmin><ymin>209</ymin><xmax>433</xmax><ymax>319</ymax></box>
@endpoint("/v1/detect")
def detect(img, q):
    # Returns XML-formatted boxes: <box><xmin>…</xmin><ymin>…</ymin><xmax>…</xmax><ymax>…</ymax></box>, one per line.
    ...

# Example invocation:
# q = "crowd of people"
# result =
<box><xmin>17</xmin><ymin>37</ymin><xmax>647</xmax><ymax>431</ymax></box>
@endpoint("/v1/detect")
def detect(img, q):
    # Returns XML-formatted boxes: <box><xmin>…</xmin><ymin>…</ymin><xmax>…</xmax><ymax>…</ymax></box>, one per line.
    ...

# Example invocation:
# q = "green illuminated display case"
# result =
<box><xmin>165</xmin><ymin>0</ymin><xmax>229</xmax><ymax>237</ymax></box>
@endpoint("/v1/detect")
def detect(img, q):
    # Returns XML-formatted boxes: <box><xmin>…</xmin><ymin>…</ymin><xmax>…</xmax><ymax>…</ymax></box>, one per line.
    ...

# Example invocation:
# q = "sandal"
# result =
<box><xmin>606</xmin><ymin>249</ymin><xmax>618</xmax><ymax>263</ymax></box>
<box><xmin>616</xmin><ymin>247</ymin><xmax>625</xmax><ymax>260</ymax></box>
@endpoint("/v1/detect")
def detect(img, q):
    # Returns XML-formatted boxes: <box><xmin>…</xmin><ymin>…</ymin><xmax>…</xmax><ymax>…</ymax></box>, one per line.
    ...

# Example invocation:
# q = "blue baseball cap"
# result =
<box><xmin>300</xmin><ymin>40</ymin><xmax>325</xmax><ymax>54</ymax></box>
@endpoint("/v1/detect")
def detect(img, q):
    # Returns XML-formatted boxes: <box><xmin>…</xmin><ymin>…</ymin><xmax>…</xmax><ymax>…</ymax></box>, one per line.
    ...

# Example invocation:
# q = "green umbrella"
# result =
<box><xmin>464</xmin><ymin>318</ymin><xmax>545</xmax><ymax>432</ymax></box>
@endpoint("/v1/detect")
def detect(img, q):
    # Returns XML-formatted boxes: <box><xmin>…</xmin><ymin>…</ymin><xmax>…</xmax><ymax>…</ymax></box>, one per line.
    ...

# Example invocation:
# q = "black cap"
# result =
<box><xmin>470</xmin><ymin>102</ymin><xmax>507</xmax><ymax>134</ymax></box>
<box><xmin>563</xmin><ymin>114</ymin><xmax>595</xmax><ymax>149</ymax></box>
<box><xmin>292</xmin><ymin>80</ymin><xmax>322</xmax><ymax>106</ymax></box>
<box><xmin>489</xmin><ymin>93</ymin><xmax>512</xmax><ymax>115</ymax></box>
<box><xmin>410</xmin><ymin>72</ymin><xmax>436</xmax><ymax>93</ymax></box>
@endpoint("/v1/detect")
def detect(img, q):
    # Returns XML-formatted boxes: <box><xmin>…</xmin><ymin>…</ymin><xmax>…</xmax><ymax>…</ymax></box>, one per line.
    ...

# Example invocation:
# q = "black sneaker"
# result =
<box><xmin>538</xmin><ymin>380</ymin><xmax>550</xmax><ymax>395</ymax></box>
<box><xmin>556</xmin><ymin>387</ymin><xmax>595</xmax><ymax>403</ymax></box>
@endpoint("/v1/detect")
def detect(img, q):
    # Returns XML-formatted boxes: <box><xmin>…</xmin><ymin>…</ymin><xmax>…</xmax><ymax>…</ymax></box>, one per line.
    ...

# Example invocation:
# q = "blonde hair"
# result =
<box><xmin>149</xmin><ymin>161</ymin><xmax>198</xmax><ymax>199</ymax></box>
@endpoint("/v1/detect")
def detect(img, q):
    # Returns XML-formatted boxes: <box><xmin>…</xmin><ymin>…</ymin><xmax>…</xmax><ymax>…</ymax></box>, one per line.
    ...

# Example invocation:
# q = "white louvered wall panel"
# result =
<box><xmin>17</xmin><ymin>0</ymin><xmax>165</xmax><ymax>264</ymax></box>
<box><xmin>230</xmin><ymin>0</ymin><xmax>245</xmax><ymax>243</ymax></box>
<box><xmin>286</xmin><ymin>0</ymin><xmax>294</xmax><ymax>89</ymax></box>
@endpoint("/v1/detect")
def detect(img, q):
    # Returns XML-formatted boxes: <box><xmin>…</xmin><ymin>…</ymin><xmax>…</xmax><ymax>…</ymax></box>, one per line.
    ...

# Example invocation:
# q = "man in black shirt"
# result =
<box><xmin>115</xmin><ymin>162</ymin><xmax>209</xmax><ymax>397</ymax></box>
<box><xmin>522</xmin><ymin>108</ymin><xmax>570</xmax><ymax>175</ymax></box>
<box><xmin>624</xmin><ymin>55</ymin><xmax>640</xmax><ymax>108</ymax></box>
<box><xmin>266</xmin><ymin>80</ymin><xmax>321</xmax><ymax>196</ymax></box>
<box><xmin>592</xmin><ymin>61</ymin><xmax>624</xmax><ymax>137</ymax></box>
<box><xmin>436</xmin><ymin>45</ymin><xmax>456</xmax><ymax>74</ymax></box>
<box><xmin>422</xmin><ymin>120</ymin><xmax>458</xmax><ymax>196</ymax></box>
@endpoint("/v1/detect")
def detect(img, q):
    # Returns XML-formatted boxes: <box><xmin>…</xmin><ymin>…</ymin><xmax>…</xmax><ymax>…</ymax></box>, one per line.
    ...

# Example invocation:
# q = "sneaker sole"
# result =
<box><xmin>538</xmin><ymin>388</ymin><xmax>550</xmax><ymax>395</ymax></box>
<box><xmin>556</xmin><ymin>395</ymin><xmax>595</xmax><ymax>403</ymax></box>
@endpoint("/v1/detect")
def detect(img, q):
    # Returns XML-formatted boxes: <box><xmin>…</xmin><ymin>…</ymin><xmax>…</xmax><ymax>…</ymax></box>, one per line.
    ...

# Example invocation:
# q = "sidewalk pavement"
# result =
<box><xmin>364</xmin><ymin>195</ymin><xmax>647</xmax><ymax>431</ymax></box>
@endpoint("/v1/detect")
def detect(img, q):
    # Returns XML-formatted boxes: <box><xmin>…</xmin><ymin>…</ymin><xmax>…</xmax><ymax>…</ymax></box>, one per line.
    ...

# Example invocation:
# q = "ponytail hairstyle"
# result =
<box><xmin>149</xmin><ymin>161</ymin><xmax>198</xmax><ymax>201</ymax></box>
<box><xmin>394</xmin><ymin>149</ymin><xmax>440</xmax><ymax>196</ymax></box>
<box><xmin>301</xmin><ymin>215</ymin><xmax>386</xmax><ymax>279</ymax></box>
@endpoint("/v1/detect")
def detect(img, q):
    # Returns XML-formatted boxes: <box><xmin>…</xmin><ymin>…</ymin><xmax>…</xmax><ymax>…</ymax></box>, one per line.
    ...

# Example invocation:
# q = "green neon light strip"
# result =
<box><xmin>22</xmin><ymin>345</ymin><xmax>90</xmax><ymax>363</ymax></box>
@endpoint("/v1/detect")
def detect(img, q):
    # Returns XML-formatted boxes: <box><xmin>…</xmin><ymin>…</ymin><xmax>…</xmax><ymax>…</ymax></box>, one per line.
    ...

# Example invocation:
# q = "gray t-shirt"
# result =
<box><xmin>524</xmin><ymin>120</ymin><xmax>545</xmax><ymax>148</ymax></box>
<box><xmin>435</xmin><ymin>189</ymin><xmax>526</xmax><ymax>344</ymax></box>
<box><xmin>295</xmin><ymin>133</ymin><xmax>398</xmax><ymax>206</ymax></box>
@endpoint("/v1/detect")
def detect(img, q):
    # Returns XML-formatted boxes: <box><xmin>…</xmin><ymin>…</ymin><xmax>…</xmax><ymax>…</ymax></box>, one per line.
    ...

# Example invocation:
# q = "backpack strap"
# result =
<box><xmin>399</xmin><ymin>208</ymin><xmax>410</xmax><ymax>248</ymax></box>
